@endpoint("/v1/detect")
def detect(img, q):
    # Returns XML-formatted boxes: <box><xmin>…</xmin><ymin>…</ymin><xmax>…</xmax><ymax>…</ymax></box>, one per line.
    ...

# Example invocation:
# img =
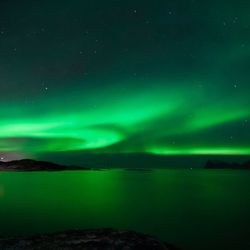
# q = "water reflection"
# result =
<box><xmin>0</xmin><ymin>185</ymin><xmax>4</xmax><ymax>197</ymax></box>
<box><xmin>0</xmin><ymin>170</ymin><xmax>249</xmax><ymax>250</ymax></box>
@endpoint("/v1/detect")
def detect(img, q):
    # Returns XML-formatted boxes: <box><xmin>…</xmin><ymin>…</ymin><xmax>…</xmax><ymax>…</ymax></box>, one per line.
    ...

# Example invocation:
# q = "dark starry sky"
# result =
<box><xmin>0</xmin><ymin>0</ymin><xmax>250</xmax><ymax>164</ymax></box>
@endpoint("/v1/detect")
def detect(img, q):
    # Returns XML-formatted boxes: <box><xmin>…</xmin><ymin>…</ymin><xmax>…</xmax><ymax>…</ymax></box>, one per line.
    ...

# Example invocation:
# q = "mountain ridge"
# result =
<box><xmin>205</xmin><ymin>160</ymin><xmax>250</xmax><ymax>169</ymax></box>
<box><xmin>0</xmin><ymin>159</ymin><xmax>88</xmax><ymax>171</ymax></box>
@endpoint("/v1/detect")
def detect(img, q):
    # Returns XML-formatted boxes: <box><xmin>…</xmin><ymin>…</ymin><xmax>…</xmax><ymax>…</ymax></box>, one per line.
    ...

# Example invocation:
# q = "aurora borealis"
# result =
<box><xmin>0</xmin><ymin>0</ymin><xmax>250</xmax><ymax>162</ymax></box>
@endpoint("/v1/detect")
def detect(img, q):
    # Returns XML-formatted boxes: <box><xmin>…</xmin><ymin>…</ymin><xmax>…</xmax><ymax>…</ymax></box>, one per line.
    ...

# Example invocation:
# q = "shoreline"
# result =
<box><xmin>0</xmin><ymin>228</ymin><xmax>179</xmax><ymax>250</ymax></box>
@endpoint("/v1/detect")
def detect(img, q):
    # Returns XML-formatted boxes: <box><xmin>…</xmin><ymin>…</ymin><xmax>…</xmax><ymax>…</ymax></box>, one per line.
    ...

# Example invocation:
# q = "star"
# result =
<box><xmin>233</xmin><ymin>17</ymin><xmax>238</xmax><ymax>24</ymax></box>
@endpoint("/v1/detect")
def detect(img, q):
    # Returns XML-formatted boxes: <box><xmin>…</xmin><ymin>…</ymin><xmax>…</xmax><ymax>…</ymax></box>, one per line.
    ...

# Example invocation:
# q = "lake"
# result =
<box><xmin>0</xmin><ymin>169</ymin><xmax>250</xmax><ymax>250</ymax></box>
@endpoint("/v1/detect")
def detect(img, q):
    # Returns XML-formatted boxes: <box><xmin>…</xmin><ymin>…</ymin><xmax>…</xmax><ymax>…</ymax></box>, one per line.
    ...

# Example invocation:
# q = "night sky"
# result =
<box><xmin>0</xmin><ymin>0</ymin><xmax>250</xmax><ymax>164</ymax></box>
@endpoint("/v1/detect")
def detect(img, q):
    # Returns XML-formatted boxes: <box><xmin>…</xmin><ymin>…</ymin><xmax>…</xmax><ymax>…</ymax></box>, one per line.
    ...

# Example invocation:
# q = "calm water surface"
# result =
<box><xmin>0</xmin><ymin>169</ymin><xmax>250</xmax><ymax>250</ymax></box>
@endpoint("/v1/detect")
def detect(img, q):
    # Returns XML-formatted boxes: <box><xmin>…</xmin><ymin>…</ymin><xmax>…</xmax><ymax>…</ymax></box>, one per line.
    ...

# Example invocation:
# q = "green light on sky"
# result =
<box><xmin>0</xmin><ymin>0</ymin><xmax>250</xmax><ymax>161</ymax></box>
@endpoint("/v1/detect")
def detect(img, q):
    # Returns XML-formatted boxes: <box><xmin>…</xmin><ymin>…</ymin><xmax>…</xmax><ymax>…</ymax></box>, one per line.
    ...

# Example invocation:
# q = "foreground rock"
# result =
<box><xmin>0</xmin><ymin>159</ymin><xmax>88</xmax><ymax>171</ymax></box>
<box><xmin>0</xmin><ymin>229</ymin><xmax>179</xmax><ymax>250</ymax></box>
<box><xmin>205</xmin><ymin>160</ymin><xmax>250</xmax><ymax>170</ymax></box>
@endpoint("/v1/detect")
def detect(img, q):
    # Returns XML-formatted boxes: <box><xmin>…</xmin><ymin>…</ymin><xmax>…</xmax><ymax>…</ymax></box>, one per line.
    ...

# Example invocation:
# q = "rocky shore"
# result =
<box><xmin>0</xmin><ymin>229</ymin><xmax>179</xmax><ymax>250</ymax></box>
<box><xmin>0</xmin><ymin>159</ymin><xmax>88</xmax><ymax>171</ymax></box>
<box><xmin>205</xmin><ymin>160</ymin><xmax>250</xmax><ymax>169</ymax></box>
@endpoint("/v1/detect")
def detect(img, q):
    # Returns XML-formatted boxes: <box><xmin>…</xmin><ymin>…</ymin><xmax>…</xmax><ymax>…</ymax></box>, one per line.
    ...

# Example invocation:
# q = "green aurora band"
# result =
<box><xmin>0</xmin><ymin>79</ymin><xmax>249</xmax><ymax>157</ymax></box>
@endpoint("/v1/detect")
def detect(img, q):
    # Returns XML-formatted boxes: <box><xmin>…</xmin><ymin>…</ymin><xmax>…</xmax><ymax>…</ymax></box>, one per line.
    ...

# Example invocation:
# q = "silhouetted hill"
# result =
<box><xmin>0</xmin><ymin>159</ymin><xmax>88</xmax><ymax>171</ymax></box>
<box><xmin>205</xmin><ymin>160</ymin><xmax>250</xmax><ymax>169</ymax></box>
<box><xmin>41</xmin><ymin>152</ymin><xmax>250</xmax><ymax>169</ymax></box>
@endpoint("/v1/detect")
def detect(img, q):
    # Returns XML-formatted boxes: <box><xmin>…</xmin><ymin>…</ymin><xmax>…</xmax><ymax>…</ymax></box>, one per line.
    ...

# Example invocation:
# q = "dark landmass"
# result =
<box><xmin>0</xmin><ymin>159</ymin><xmax>88</xmax><ymax>171</ymax></box>
<box><xmin>41</xmin><ymin>152</ymin><xmax>250</xmax><ymax>169</ymax></box>
<box><xmin>2</xmin><ymin>158</ymin><xmax>250</xmax><ymax>171</ymax></box>
<box><xmin>0</xmin><ymin>229</ymin><xmax>179</xmax><ymax>250</ymax></box>
<box><xmin>205</xmin><ymin>160</ymin><xmax>250</xmax><ymax>169</ymax></box>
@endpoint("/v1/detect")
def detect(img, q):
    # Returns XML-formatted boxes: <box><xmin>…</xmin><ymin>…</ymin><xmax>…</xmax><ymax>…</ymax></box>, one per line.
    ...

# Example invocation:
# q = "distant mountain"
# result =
<box><xmin>0</xmin><ymin>159</ymin><xmax>88</xmax><ymax>171</ymax></box>
<box><xmin>205</xmin><ymin>160</ymin><xmax>250</xmax><ymax>169</ymax></box>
